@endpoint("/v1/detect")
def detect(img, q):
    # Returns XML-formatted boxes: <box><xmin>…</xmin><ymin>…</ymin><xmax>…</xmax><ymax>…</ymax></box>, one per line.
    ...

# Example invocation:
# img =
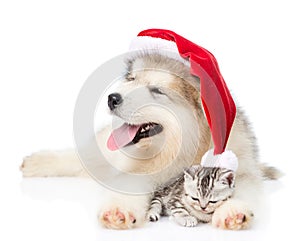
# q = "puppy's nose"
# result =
<box><xmin>108</xmin><ymin>93</ymin><xmax>123</xmax><ymax>110</ymax></box>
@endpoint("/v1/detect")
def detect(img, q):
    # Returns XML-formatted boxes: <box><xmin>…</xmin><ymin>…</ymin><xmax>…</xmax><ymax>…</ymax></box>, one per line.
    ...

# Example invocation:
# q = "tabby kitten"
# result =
<box><xmin>147</xmin><ymin>166</ymin><xmax>235</xmax><ymax>227</ymax></box>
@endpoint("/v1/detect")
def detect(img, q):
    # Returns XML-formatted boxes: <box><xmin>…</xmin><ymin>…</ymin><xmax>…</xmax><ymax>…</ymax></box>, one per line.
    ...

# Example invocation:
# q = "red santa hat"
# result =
<box><xmin>129</xmin><ymin>29</ymin><xmax>238</xmax><ymax>169</ymax></box>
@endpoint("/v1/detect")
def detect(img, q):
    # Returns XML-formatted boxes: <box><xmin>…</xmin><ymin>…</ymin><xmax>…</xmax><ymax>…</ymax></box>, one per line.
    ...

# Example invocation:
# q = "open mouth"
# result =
<box><xmin>107</xmin><ymin>122</ymin><xmax>163</xmax><ymax>151</ymax></box>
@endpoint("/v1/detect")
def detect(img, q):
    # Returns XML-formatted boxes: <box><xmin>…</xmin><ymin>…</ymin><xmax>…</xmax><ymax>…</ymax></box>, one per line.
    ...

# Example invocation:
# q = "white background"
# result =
<box><xmin>1</xmin><ymin>0</ymin><xmax>300</xmax><ymax>240</ymax></box>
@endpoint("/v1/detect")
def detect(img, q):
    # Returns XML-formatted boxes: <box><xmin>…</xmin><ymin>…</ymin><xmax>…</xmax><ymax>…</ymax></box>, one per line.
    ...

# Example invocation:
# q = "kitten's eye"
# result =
<box><xmin>209</xmin><ymin>200</ymin><xmax>218</xmax><ymax>204</ymax></box>
<box><xmin>150</xmin><ymin>87</ymin><xmax>164</xmax><ymax>95</ymax></box>
<box><xmin>191</xmin><ymin>197</ymin><xmax>199</xmax><ymax>201</ymax></box>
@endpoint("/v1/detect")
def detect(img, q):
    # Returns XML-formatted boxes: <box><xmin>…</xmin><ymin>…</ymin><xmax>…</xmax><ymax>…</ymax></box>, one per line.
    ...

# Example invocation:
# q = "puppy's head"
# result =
<box><xmin>106</xmin><ymin>54</ymin><xmax>208</xmax><ymax>171</ymax></box>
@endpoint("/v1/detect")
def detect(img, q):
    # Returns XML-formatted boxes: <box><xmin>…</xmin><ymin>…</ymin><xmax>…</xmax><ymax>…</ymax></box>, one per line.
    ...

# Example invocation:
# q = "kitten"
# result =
<box><xmin>147</xmin><ymin>166</ymin><xmax>235</xmax><ymax>227</ymax></box>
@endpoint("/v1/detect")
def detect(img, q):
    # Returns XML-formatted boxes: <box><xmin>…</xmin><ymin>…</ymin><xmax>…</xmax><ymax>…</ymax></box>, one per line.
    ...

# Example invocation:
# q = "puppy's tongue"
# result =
<box><xmin>107</xmin><ymin>123</ymin><xmax>141</xmax><ymax>151</ymax></box>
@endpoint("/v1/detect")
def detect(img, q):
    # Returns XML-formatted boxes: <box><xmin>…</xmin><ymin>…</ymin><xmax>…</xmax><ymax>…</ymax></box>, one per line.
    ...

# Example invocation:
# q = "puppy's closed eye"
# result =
<box><xmin>150</xmin><ymin>87</ymin><xmax>165</xmax><ymax>95</ymax></box>
<box><xmin>127</xmin><ymin>76</ymin><xmax>135</xmax><ymax>81</ymax></box>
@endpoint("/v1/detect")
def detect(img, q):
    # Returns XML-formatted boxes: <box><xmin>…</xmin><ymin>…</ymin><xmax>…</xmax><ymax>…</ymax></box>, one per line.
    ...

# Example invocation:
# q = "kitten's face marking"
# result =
<box><xmin>184</xmin><ymin>167</ymin><xmax>235</xmax><ymax>214</ymax></box>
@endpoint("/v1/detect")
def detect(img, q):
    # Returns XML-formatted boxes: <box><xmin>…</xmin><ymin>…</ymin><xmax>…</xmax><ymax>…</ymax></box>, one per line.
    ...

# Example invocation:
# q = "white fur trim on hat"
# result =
<box><xmin>201</xmin><ymin>149</ymin><xmax>238</xmax><ymax>171</ymax></box>
<box><xmin>129</xmin><ymin>36</ymin><xmax>189</xmax><ymax>65</ymax></box>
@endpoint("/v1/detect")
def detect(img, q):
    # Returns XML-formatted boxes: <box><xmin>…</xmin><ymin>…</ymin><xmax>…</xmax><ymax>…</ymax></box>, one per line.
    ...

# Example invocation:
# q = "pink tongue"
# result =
<box><xmin>107</xmin><ymin>123</ymin><xmax>141</xmax><ymax>151</ymax></box>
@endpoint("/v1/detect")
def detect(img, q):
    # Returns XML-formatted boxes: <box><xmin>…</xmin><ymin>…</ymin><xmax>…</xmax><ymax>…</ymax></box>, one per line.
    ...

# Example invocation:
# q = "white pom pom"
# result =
<box><xmin>201</xmin><ymin>149</ymin><xmax>238</xmax><ymax>171</ymax></box>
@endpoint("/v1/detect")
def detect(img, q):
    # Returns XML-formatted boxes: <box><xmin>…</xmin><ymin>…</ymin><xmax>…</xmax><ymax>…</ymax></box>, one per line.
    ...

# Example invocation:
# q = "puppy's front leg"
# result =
<box><xmin>21</xmin><ymin>149</ymin><xmax>87</xmax><ymax>177</ymax></box>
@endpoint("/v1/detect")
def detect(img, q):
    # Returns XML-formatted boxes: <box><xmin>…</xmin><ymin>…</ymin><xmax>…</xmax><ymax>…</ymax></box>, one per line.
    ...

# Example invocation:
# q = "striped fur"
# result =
<box><xmin>147</xmin><ymin>166</ymin><xmax>235</xmax><ymax>227</ymax></box>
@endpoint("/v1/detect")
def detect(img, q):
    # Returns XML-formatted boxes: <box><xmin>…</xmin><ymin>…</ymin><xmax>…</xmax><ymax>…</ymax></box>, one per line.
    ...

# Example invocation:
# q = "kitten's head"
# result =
<box><xmin>183</xmin><ymin>166</ymin><xmax>235</xmax><ymax>214</ymax></box>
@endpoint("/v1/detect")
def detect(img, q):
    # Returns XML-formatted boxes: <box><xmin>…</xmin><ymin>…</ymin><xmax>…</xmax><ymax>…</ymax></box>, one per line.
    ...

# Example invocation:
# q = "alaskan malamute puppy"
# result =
<box><xmin>21</xmin><ymin>53</ymin><xmax>280</xmax><ymax>230</ymax></box>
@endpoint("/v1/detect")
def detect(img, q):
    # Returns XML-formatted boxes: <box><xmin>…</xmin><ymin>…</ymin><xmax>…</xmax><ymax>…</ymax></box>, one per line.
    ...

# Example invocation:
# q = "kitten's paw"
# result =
<box><xmin>147</xmin><ymin>210</ymin><xmax>160</xmax><ymax>222</ymax></box>
<box><xmin>99</xmin><ymin>208</ymin><xmax>139</xmax><ymax>229</ymax></box>
<box><xmin>173</xmin><ymin>216</ymin><xmax>198</xmax><ymax>227</ymax></box>
<box><xmin>212</xmin><ymin>200</ymin><xmax>254</xmax><ymax>230</ymax></box>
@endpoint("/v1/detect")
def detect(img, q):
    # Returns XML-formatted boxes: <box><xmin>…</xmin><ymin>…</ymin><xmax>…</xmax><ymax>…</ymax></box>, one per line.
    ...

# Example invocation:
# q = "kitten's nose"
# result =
<box><xmin>200</xmin><ymin>206</ymin><xmax>207</xmax><ymax>210</ymax></box>
<box><xmin>108</xmin><ymin>93</ymin><xmax>123</xmax><ymax>110</ymax></box>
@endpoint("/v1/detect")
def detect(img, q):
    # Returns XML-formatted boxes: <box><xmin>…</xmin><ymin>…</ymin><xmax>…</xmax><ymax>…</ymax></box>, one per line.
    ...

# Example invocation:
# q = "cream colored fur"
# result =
<box><xmin>21</xmin><ymin>54</ymin><xmax>277</xmax><ymax>230</ymax></box>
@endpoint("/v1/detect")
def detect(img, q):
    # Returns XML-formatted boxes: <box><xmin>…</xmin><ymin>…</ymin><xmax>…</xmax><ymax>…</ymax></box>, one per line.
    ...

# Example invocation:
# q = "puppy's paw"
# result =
<box><xmin>212</xmin><ymin>200</ymin><xmax>254</xmax><ymax>230</ymax></box>
<box><xmin>20</xmin><ymin>150</ymin><xmax>85</xmax><ymax>177</ymax></box>
<box><xmin>173</xmin><ymin>216</ymin><xmax>198</xmax><ymax>227</ymax></box>
<box><xmin>99</xmin><ymin>208</ymin><xmax>140</xmax><ymax>229</ymax></box>
<box><xmin>20</xmin><ymin>151</ymin><xmax>60</xmax><ymax>177</ymax></box>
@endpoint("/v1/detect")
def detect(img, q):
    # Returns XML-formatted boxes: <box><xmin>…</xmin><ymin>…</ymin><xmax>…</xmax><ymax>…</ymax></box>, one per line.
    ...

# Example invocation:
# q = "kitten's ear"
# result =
<box><xmin>184</xmin><ymin>165</ymin><xmax>200</xmax><ymax>181</ymax></box>
<box><xmin>220</xmin><ymin>170</ymin><xmax>235</xmax><ymax>188</ymax></box>
<box><xmin>184</xmin><ymin>171</ymin><xmax>194</xmax><ymax>182</ymax></box>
